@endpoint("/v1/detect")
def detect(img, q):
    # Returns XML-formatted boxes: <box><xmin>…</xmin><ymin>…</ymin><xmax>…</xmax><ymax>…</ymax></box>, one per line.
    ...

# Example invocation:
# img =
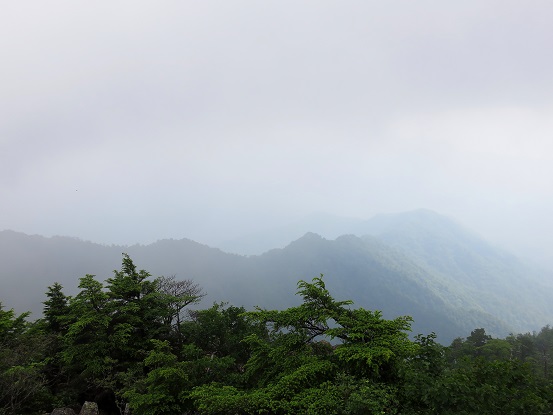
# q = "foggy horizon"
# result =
<box><xmin>2</xmin><ymin>2</ymin><xmax>553</xmax><ymax>268</ymax></box>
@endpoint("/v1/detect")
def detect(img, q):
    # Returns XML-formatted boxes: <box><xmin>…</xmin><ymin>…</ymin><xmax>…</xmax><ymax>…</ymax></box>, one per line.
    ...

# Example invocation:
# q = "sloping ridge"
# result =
<box><xmin>249</xmin><ymin>232</ymin><xmax>512</xmax><ymax>342</ymax></box>
<box><xmin>1</xmin><ymin>211</ymin><xmax>552</xmax><ymax>344</ymax></box>
<box><xmin>358</xmin><ymin>209</ymin><xmax>553</xmax><ymax>334</ymax></box>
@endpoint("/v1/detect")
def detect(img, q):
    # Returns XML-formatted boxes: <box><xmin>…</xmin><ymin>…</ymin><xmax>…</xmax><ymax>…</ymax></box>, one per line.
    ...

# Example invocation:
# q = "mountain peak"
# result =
<box><xmin>287</xmin><ymin>232</ymin><xmax>325</xmax><ymax>246</ymax></box>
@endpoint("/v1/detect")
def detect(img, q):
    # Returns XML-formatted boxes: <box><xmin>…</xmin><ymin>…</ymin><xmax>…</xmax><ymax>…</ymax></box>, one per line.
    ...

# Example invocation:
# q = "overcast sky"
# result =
<box><xmin>2</xmin><ymin>1</ymin><xmax>553</xmax><ymax>265</ymax></box>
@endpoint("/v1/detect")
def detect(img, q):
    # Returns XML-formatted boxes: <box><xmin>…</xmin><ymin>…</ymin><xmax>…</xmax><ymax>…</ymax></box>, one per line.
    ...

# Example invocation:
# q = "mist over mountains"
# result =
<box><xmin>1</xmin><ymin>209</ymin><xmax>552</xmax><ymax>344</ymax></box>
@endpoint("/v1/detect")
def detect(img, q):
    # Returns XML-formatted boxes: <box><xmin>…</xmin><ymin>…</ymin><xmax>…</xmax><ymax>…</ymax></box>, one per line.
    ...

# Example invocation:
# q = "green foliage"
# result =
<box><xmin>399</xmin><ymin>333</ymin><xmax>446</xmax><ymax>414</ymax></box>
<box><xmin>123</xmin><ymin>340</ymin><xmax>189</xmax><ymax>415</ymax></box>
<box><xmin>60</xmin><ymin>255</ymin><xmax>180</xmax><ymax>410</ymax></box>
<box><xmin>42</xmin><ymin>282</ymin><xmax>70</xmax><ymax>334</ymax></box>
<box><xmin>192</xmin><ymin>276</ymin><xmax>415</xmax><ymax>414</ymax></box>
<box><xmin>182</xmin><ymin>303</ymin><xmax>265</xmax><ymax>366</ymax></box>
<box><xmin>0</xmin><ymin>305</ymin><xmax>53</xmax><ymax>415</ymax></box>
<box><xmin>62</xmin><ymin>274</ymin><xmax>111</xmax><ymax>379</ymax></box>
<box><xmin>4</xmin><ymin>256</ymin><xmax>553</xmax><ymax>414</ymax></box>
<box><xmin>0</xmin><ymin>303</ymin><xmax>29</xmax><ymax>344</ymax></box>
<box><xmin>401</xmin><ymin>331</ymin><xmax>553</xmax><ymax>415</ymax></box>
<box><xmin>430</xmin><ymin>358</ymin><xmax>549</xmax><ymax>415</ymax></box>
<box><xmin>447</xmin><ymin>328</ymin><xmax>514</xmax><ymax>364</ymax></box>
<box><xmin>106</xmin><ymin>254</ymin><xmax>172</xmax><ymax>356</ymax></box>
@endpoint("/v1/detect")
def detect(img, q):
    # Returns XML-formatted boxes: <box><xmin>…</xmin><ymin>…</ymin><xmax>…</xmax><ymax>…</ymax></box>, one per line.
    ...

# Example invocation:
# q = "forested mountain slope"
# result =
<box><xmin>1</xmin><ymin>210</ymin><xmax>552</xmax><ymax>343</ymax></box>
<box><xmin>358</xmin><ymin>209</ymin><xmax>553</xmax><ymax>336</ymax></box>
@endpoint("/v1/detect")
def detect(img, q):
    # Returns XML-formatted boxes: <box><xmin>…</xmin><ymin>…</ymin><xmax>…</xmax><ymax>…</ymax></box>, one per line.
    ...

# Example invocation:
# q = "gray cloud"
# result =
<box><xmin>2</xmin><ymin>1</ymin><xmax>553</xmax><ymax>266</ymax></box>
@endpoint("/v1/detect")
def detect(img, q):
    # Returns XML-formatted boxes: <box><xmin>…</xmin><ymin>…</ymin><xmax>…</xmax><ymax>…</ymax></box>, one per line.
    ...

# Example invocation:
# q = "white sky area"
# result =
<box><xmin>2</xmin><ymin>1</ymin><xmax>553</xmax><ymax>265</ymax></box>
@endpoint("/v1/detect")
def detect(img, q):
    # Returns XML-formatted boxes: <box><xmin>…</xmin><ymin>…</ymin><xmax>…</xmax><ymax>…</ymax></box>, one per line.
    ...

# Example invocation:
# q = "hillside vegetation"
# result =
<box><xmin>1</xmin><ymin>210</ymin><xmax>552</xmax><ymax>343</ymax></box>
<box><xmin>2</xmin><ymin>254</ymin><xmax>553</xmax><ymax>414</ymax></box>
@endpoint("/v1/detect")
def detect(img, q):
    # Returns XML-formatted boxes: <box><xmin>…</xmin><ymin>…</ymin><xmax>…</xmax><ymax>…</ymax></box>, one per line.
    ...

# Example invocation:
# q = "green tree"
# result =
<box><xmin>399</xmin><ymin>332</ymin><xmax>446</xmax><ymax>414</ymax></box>
<box><xmin>62</xmin><ymin>274</ymin><xmax>111</xmax><ymax>380</ymax></box>
<box><xmin>466</xmin><ymin>328</ymin><xmax>491</xmax><ymax>356</ymax></box>
<box><xmin>535</xmin><ymin>325</ymin><xmax>553</xmax><ymax>378</ymax></box>
<box><xmin>507</xmin><ymin>332</ymin><xmax>536</xmax><ymax>362</ymax></box>
<box><xmin>183</xmin><ymin>303</ymin><xmax>265</xmax><ymax>366</ymax></box>
<box><xmin>157</xmin><ymin>275</ymin><xmax>205</xmax><ymax>344</ymax></box>
<box><xmin>122</xmin><ymin>339</ymin><xmax>190</xmax><ymax>415</ymax></box>
<box><xmin>0</xmin><ymin>305</ymin><xmax>51</xmax><ymax>415</ymax></box>
<box><xmin>124</xmin><ymin>303</ymin><xmax>266</xmax><ymax>415</ymax></box>
<box><xmin>104</xmin><ymin>254</ymin><xmax>172</xmax><ymax>365</ymax></box>
<box><xmin>191</xmin><ymin>276</ymin><xmax>416</xmax><ymax>414</ymax></box>
<box><xmin>60</xmin><ymin>255</ymin><xmax>205</xmax><ymax>412</ymax></box>
<box><xmin>37</xmin><ymin>283</ymin><xmax>73</xmax><ymax>406</ymax></box>
<box><xmin>403</xmin><ymin>329</ymin><xmax>552</xmax><ymax>415</ymax></box>
<box><xmin>447</xmin><ymin>328</ymin><xmax>498</xmax><ymax>362</ymax></box>
<box><xmin>430</xmin><ymin>358</ymin><xmax>549</xmax><ymax>414</ymax></box>
<box><xmin>0</xmin><ymin>303</ymin><xmax>29</xmax><ymax>343</ymax></box>
<box><xmin>42</xmin><ymin>282</ymin><xmax>70</xmax><ymax>335</ymax></box>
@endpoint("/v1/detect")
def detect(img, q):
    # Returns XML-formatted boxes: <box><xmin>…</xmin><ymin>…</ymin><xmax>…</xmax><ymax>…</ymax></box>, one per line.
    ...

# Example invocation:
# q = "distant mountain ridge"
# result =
<box><xmin>1</xmin><ymin>210</ymin><xmax>552</xmax><ymax>344</ymax></box>
<box><xmin>216</xmin><ymin>212</ymin><xmax>363</xmax><ymax>255</ymax></box>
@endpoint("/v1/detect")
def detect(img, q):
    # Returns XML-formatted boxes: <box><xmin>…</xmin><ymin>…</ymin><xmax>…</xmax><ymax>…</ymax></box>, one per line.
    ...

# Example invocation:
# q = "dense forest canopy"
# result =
<box><xmin>2</xmin><ymin>255</ymin><xmax>553</xmax><ymax>414</ymax></box>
